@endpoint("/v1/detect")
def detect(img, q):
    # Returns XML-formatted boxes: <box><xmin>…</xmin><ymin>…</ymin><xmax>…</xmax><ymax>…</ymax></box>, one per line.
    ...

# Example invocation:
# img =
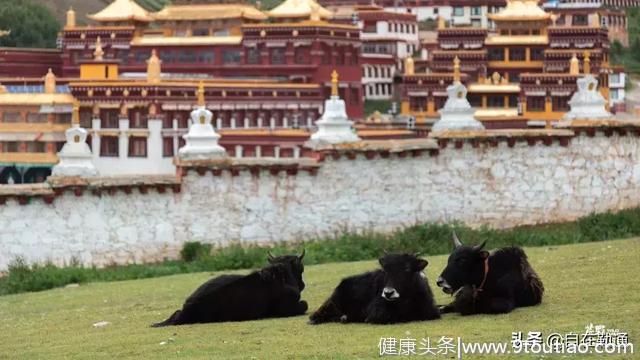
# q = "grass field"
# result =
<box><xmin>0</xmin><ymin>238</ymin><xmax>638</xmax><ymax>359</ymax></box>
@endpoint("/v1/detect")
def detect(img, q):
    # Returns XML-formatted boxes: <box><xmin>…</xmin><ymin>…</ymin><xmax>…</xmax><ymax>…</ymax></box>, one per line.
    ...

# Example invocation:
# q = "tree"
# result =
<box><xmin>0</xmin><ymin>0</ymin><xmax>60</xmax><ymax>48</ymax></box>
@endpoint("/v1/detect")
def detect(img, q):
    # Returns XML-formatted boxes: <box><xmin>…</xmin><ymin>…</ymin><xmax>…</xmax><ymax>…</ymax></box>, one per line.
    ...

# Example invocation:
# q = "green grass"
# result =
<box><xmin>5</xmin><ymin>208</ymin><xmax>640</xmax><ymax>296</ymax></box>
<box><xmin>0</xmin><ymin>238</ymin><xmax>638</xmax><ymax>359</ymax></box>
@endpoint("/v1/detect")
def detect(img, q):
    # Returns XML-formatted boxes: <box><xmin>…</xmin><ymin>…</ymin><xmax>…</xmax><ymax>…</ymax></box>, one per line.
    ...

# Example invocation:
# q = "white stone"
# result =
<box><xmin>178</xmin><ymin>106</ymin><xmax>227</xmax><ymax>160</ymax></box>
<box><xmin>309</xmin><ymin>95</ymin><xmax>360</xmax><ymax>144</ymax></box>
<box><xmin>431</xmin><ymin>82</ymin><xmax>484</xmax><ymax>132</ymax></box>
<box><xmin>563</xmin><ymin>75</ymin><xmax>612</xmax><ymax>120</ymax></box>
<box><xmin>51</xmin><ymin>126</ymin><xmax>98</xmax><ymax>177</ymax></box>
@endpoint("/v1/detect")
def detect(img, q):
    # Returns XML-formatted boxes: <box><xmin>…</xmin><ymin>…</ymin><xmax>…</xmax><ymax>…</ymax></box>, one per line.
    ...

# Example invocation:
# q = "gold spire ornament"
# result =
<box><xmin>66</xmin><ymin>7</ymin><xmax>76</xmax><ymax>28</ymax></box>
<box><xmin>71</xmin><ymin>100</ymin><xmax>80</xmax><ymax>126</ymax></box>
<box><xmin>44</xmin><ymin>68</ymin><xmax>56</xmax><ymax>94</ymax></box>
<box><xmin>146</xmin><ymin>49</ymin><xmax>161</xmax><ymax>84</ymax></box>
<box><xmin>197</xmin><ymin>81</ymin><xmax>206</xmax><ymax>107</ymax></box>
<box><xmin>437</xmin><ymin>16</ymin><xmax>446</xmax><ymax>30</ymax></box>
<box><xmin>404</xmin><ymin>57</ymin><xmax>414</xmax><ymax>75</ymax></box>
<box><xmin>331</xmin><ymin>70</ymin><xmax>339</xmax><ymax>97</ymax></box>
<box><xmin>94</xmin><ymin>37</ymin><xmax>104</xmax><ymax>61</ymax></box>
<box><xmin>453</xmin><ymin>56</ymin><xmax>461</xmax><ymax>83</ymax></box>
<box><xmin>569</xmin><ymin>53</ymin><xmax>580</xmax><ymax>75</ymax></box>
<box><xmin>583</xmin><ymin>51</ymin><xmax>591</xmax><ymax>74</ymax></box>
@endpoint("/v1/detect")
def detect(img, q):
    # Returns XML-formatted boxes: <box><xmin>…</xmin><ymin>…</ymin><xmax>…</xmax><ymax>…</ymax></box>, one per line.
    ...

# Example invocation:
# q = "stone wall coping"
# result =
<box><xmin>0</xmin><ymin>183</ymin><xmax>53</xmax><ymax>197</ymax></box>
<box><xmin>176</xmin><ymin>157</ymin><xmax>321</xmax><ymax>169</ymax></box>
<box><xmin>305</xmin><ymin>138</ymin><xmax>439</xmax><ymax>152</ymax></box>
<box><xmin>555</xmin><ymin>119</ymin><xmax>640</xmax><ymax>129</ymax></box>
<box><xmin>429</xmin><ymin>129</ymin><xmax>575</xmax><ymax>140</ymax></box>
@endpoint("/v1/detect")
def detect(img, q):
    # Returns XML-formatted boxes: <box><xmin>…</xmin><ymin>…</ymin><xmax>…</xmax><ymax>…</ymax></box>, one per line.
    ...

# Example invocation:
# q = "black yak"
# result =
<box><xmin>151</xmin><ymin>250</ymin><xmax>308</xmax><ymax>327</ymax></box>
<box><xmin>436</xmin><ymin>232</ymin><xmax>544</xmax><ymax>315</ymax></box>
<box><xmin>309</xmin><ymin>253</ymin><xmax>440</xmax><ymax>325</ymax></box>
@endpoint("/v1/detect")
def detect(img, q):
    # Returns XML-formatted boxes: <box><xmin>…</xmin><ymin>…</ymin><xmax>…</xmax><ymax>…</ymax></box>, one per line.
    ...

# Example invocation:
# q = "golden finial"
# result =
<box><xmin>331</xmin><ymin>70</ymin><xmax>339</xmax><ymax>97</ymax></box>
<box><xmin>404</xmin><ymin>57</ymin><xmax>414</xmax><ymax>75</ymax></box>
<box><xmin>453</xmin><ymin>56</ymin><xmax>461</xmax><ymax>83</ymax></box>
<box><xmin>583</xmin><ymin>51</ymin><xmax>591</xmax><ymax>74</ymax></box>
<box><xmin>0</xmin><ymin>83</ymin><xmax>7</xmax><ymax>94</ymax></box>
<box><xmin>197</xmin><ymin>81</ymin><xmax>206</xmax><ymax>107</ymax></box>
<box><xmin>147</xmin><ymin>49</ymin><xmax>161</xmax><ymax>84</ymax></box>
<box><xmin>71</xmin><ymin>100</ymin><xmax>80</xmax><ymax>126</ymax></box>
<box><xmin>44</xmin><ymin>68</ymin><xmax>56</xmax><ymax>94</ymax></box>
<box><xmin>66</xmin><ymin>7</ymin><xmax>76</xmax><ymax>28</ymax></box>
<box><xmin>437</xmin><ymin>16</ymin><xmax>446</xmax><ymax>30</ymax></box>
<box><xmin>593</xmin><ymin>12</ymin><xmax>600</xmax><ymax>28</ymax></box>
<box><xmin>94</xmin><ymin>36</ymin><xmax>104</xmax><ymax>61</ymax></box>
<box><xmin>569</xmin><ymin>53</ymin><xmax>580</xmax><ymax>75</ymax></box>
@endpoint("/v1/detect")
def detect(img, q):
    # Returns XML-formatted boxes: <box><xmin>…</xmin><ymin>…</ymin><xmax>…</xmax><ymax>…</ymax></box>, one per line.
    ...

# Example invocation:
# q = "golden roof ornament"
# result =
<box><xmin>583</xmin><ymin>51</ymin><xmax>591</xmax><ymax>74</ymax></box>
<box><xmin>44</xmin><ymin>68</ymin><xmax>56</xmax><ymax>94</ymax></box>
<box><xmin>146</xmin><ymin>49</ymin><xmax>161</xmax><ymax>84</ymax></box>
<box><xmin>437</xmin><ymin>16</ymin><xmax>446</xmax><ymax>30</ymax></box>
<box><xmin>453</xmin><ymin>56</ymin><xmax>461</xmax><ymax>83</ymax></box>
<box><xmin>404</xmin><ymin>57</ymin><xmax>414</xmax><ymax>75</ymax></box>
<box><xmin>569</xmin><ymin>53</ymin><xmax>580</xmax><ymax>75</ymax></box>
<box><xmin>197</xmin><ymin>81</ymin><xmax>206</xmax><ymax>107</ymax></box>
<box><xmin>593</xmin><ymin>12</ymin><xmax>600</xmax><ymax>28</ymax></box>
<box><xmin>94</xmin><ymin>36</ymin><xmax>104</xmax><ymax>61</ymax></box>
<box><xmin>0</xmin><ymin>83</ymin><xmax>7</xmax><ymax>94</ymax></box>
<box><xmin>71</xmin><ymin>100</ymin><xmax>80</xmax><ymax>126</ymax></box>
<box><xmin>66</xmin><ymin>7</ymin><xmax>76</xmax><ymax>28</ymax></box>
<box><xmin>331</xmin><ymin>70</ymin><xmax>339</xmax><ymax>97</ymax></box>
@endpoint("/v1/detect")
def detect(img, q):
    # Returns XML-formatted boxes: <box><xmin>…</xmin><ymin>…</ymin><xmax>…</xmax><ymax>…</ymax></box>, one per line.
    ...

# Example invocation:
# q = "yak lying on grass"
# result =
<box><xmin>309</xmin><ymin>253</ymin><xmax>440</xmax><ymax>325</ymax></box>
<box><xmin>152</xmin><ymin>251</ymin><xmax>308</xmax><ymax>327</ymax></box>
<box><xmin>437</xmin><ymin>232</ymin><xmax>544</xmax><ymax>315</ymax></box>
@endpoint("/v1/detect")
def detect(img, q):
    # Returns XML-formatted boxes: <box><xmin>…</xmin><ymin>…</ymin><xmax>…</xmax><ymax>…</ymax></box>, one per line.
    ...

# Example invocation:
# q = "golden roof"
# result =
<box><xmin>0</xmin><ymin>93</ymin><xmax>76</xmax><ymax>106</ymax></box>
<box><xmin>0</xmin><ymin>29</ymin><xmax>9</xmax><ymax>37</ymax></box>
<box><xmin>69</xmin><ymin>79</ymin><xmax>320</xmax><ymax>89</ymax></box>
<box><xmin>468</xmin><ymin>83</ymin><xmax>521</xmax><ymax>93</ymax></box>
<box><xmin>474</xmin><ymin>108</ymin><xmax>519</xmax><ymax>118</ymax></box>
<box><xmin>152</xmin><ymin>4</ymin><xmax>267</xmax><ymax>21</ymax></box>
<box><xmin>244</xmin><ymin>20</ymin><xmax>356</xmax><ymax>30</ymax></box>
<box><xmin>269</xmin><ymin>0</ymin><xmax>333</xmax><ymax>19</ymax></box>
<box><xmin>489</xmin><ymin>0</ymin><xmax>550</xmax><ymax>21</ymax></box>
<box><xmin>0</xmin><ymin>123</ymin><xmax>70</xmax><ymax>133</ymax></box>
<box><xmin>0</xmin><ymin>153</ymin><xmax>58</xmax><ymax>165</ymax></box>
<box><xmin>88</xmin><ymin>0</ymin><xmax>152</xmax><ymax>22</ymax></box>
<box><xmin>485</xmin><ymin>35</ymin><xmax>548</xmax><ymax>45</ymax></box>
<box><xmin>131</xmin><ymin>35</ymin><xmax>242</xmax><ymax>47</ymax></box>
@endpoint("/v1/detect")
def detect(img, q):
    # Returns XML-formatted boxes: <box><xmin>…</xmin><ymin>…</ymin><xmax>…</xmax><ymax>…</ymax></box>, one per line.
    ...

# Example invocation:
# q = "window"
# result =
<box><xmin>198</xmin><ymin>50</ymin><xmax>215</xmax><ymax>63</ymax></box>
<box><xmin>129</xmin><ymin>110</ymin><xmax>147</xmax><ymax>129</ymax></box>
<box><xmin>178</xmin><ymin>50</ymin><xmax>197</xmax><ymax>63</ymax></box>
<box><xmin>509</xmin><ymin>48</ymin><xmax>526</xmax><ymax>61</ymax></box>
<box><xmin>410</xmin><ymin>97</ymin><xmax>426</xmax><ymax>111</ymax></box>
<box><xmin>128</xmin><ymin>137</ymin><xmax>147</xmax><ymax>157</ymax></box>
<box><xmin>80</xmin><ymin>110</ymin><xmax>92</xmax><ymax>128</ymax></box>
<box><xmin>2</xmin><ymin>112</ymin><xmax>21</xmax><ymax>122</ymax></box>
<box><xmin>2</xmin><ymin>141</ymin><xmax>20</xmax><ymax>152</ymax></box>
<box><xmin>531</xmin><ymin>48</ymin><xmax>544</xmax><ymax>61</ymax></box>
<box><xmin>573</xmin><ymin>14</ymin><xmax>588</xmax><ymax>26</ymax></box>
<box><xmin>488</xmin><ymin>96</ymin><xmax>504</xmax><ymax>107</ymax></box>
<box><xmin>527</xmin><ymin>97</ymin><xmax>545</xmax><ymax>112</ymax></box>
<box><xmin>101</xmin><ymin>110</ymin><xmax>119</xmax><ymax>128</ymax></box>
<box><xmin>453</xmin><ymin>7</ymin><xmax>464</xmax><ymax>16</ymax></box>
<box><xmin>135</xmin><ymin>51</ymin><xmax>150</xmax><ymax>64</ymax></box>
<box><xmin>247</xmin><ymin>48</ymin><xmax>260</xmax><ymax>64</ymax></box>
<box><xmin>610</xmin><ymin>74</ymin><xmax>620</xmax><ymax>84</ymax></box>
<box><xmin>294</xmin><ymin>47</ymin><xmax>310</xmax><ymax>64</ymax></box>
<box><xmin>611</xmin><ymin>89</ymin><xmax>619</xmax><ymax>100</ymax></box>
<box><xmin>222</xmin><ymin>50</ymin><xmax>241</xmax><ymax>64</ymax></box>
<box><xmin>489</xmin><ymin>48</ymin><xmax>504</xmax><ymax>61</ymax></box>
<box><xmin>192</xmin><ymin>28</ymin><xmax>209</xmax><ymax>36</ymax></box>
<box><xmin>160</xmin><ymin>50</ymin><xmax>175</xmax><ymax>64</ymax></box>
<box><xmin>471</xmin><ymin>7</ymin><xmax>481</xmax><ymax>16</ymax></box>
<box><xmin>54</xmin><ymin>113</ymin><xmax>72</xmax><ymax>124</ymax></box>
<box><xmin>162</xmin><ymin>137</ymin><xmax>175</xmax><ymax>157</ymax></box>
<box><xmin>471</xmin><ymin>19</ymin><xmax>482</xmax><ymax>28</ymax></box>
<box><xmin>270</xmin><ymin>48</ymin><xmax>285</xmax><ymax>65</ymax></box>
<box><xmin>100</xmin><ymin>136</ymin><xmax>119</xmax><ymax>157</ymax></box>
<box><xmin>552</xmin><ymin>96</ymin><xmax>570</xmax><ymax>112</ymax></box>
<box><xmin>27</xmin><ymin>113</ymin><xmax>47</xmax><ymax>123</ymax></box>
<box><xmin>26</xmin><ymin>141</ymin><xmax>45</xmax><ymax>153</ymax></box>
<box><xmin>350</xmin><ymin>87</ymin><xmax>360</xmax><ymax>104</ymax></box>
<box><xmin>434</xmin><ymin>8</ymin><xmax>439</xmax><ymax>14</ymax></box>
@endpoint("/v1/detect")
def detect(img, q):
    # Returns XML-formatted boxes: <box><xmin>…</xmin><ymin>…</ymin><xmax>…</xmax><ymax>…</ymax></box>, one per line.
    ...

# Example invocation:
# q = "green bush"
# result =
<box><xmin>2</xmin><ymin>207</ymin><xmax>640</xmax><ymax>296</ymax></box>
<box><xmin>180</xmin><ymin>241</ymin><xmax>212</xmax><ymax>262</ymax></box>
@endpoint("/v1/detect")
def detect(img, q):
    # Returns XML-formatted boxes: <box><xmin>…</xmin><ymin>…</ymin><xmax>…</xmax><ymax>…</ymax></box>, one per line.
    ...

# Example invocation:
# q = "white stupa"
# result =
<box><xmin>52</xmin><ymin>102</ymin><xmax>98</xmax><ymax>177</ymax></box>
<box><xmin>431</xmin><ymin>57</ymin><xmax>484</xmax><ymax>132</ymax></box>
<box><xmin>309</xmin><ymin>70</ymin><xmax>360</xmax><ymax>144</ymax></box>
<box><xmin>562</xmin><ymin>75</ymin><xmax>612</xmax><ymax>120</ymax></box>
<box><xmin>178</xmin><ymin>82</ymin><xmax>227</xmax><ymax>160</ymax></box>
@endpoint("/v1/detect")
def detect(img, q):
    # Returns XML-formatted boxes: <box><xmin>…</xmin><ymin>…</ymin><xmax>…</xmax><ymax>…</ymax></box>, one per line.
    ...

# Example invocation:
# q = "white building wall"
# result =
<box><xmin>2</xmin><ymin>133</ymin><xmax>640</xmax><ymax>270</ymax></box>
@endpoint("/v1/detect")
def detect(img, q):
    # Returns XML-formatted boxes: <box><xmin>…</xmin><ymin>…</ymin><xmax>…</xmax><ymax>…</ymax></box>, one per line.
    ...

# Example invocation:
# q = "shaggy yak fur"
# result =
<box><xmin>151</xmin><ymin>251</ymin><xmax>307</xmax><ymax>327</ymax></box>
<box><xmin>308</xmin><ymin>253</ymin><xmax>440</xmax><ymax>324</ymax></box>
<box><xmin>437</xmin><ymin>232</ymin><xmax>544</xmax><ymax>315</ymax></box>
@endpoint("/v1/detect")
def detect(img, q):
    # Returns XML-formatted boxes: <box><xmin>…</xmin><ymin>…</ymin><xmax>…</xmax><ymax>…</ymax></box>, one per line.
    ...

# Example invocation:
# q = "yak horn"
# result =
<box><xmin>473</xmin><ymin>240</ymin><xmax>487</xmax><ymax>251</ymax></box>
<box><xmin>299</xmin><ymin>248</ymin><xmax>306</xmax><ymax>260</ymax></box>
<box><xmin>452</xmin><ymin>231</ymin><xmax>463</xmax><ymax>248</ymax></box>
<box><xmin>267</xmin><ymin>250</ymin><xmax>276</xmax><ymax>261</ymax></box>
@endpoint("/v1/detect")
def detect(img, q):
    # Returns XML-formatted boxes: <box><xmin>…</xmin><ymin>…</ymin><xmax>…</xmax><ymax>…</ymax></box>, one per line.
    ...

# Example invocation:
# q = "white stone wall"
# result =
<box><xmin>1</xmin><ymin>133</ymin><xmax>640</xmax><ymax>270</ymax></box>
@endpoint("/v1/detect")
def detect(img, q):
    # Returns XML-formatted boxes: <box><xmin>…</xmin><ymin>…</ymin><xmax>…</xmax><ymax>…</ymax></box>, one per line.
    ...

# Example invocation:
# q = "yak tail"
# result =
<box><xmin>520</xmin><ymin>258</ymin><xmax>545</xmax><ymax>306</ymax></box>
<box><xmin>151</xmin><ymin>310</ymin><xmax>182</xmax><ymax>328</ymax></box>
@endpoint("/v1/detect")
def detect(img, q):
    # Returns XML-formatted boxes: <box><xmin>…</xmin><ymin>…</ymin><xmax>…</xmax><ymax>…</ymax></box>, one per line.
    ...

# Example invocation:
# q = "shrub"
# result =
<box><xmin>180</xmin><ymin>241</ymin><xmax>212</xmax><ymax>262</ymax></box>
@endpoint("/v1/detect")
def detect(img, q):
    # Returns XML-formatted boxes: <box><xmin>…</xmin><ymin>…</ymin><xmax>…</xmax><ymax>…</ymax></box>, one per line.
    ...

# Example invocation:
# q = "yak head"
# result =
<box><xmin>268</xmin><ymin>249</ymin><xmax>306</xmax><ymax>291</ymax></box>
<box><xmin>436</xmin><ymin>232</ymin><xmax>489</xmax><ymax>295</ymax></box>
<box><xmin>378</xmin><ymin>252</ymin><xmax>428</xmax><ymax>302</ymax></box>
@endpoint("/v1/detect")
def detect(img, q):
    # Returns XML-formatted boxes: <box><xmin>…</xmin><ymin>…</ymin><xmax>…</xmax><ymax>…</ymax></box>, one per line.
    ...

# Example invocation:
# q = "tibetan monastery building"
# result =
<box><xmin>398</xmin><ymin>0</ymin><xmax>622</xmax><ymax>128</ymax></box>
